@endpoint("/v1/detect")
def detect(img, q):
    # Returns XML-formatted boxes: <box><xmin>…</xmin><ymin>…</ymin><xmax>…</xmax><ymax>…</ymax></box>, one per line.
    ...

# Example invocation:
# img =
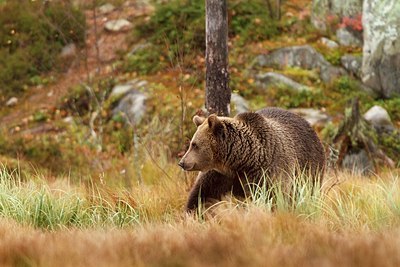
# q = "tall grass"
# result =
<box><xmin>0</xmin><ymin>165</ymin><xmax>399</xmax><ymax>266</ymax></box>
<box><xmin>206</xmin><ymin>170</ymin><xmax>400</xmax><ymax>231</ymax></box>
<box><xmin>0</xmin><ymin>167</ymin><xmax>140</xmax><ymax>230</ymax></box>
<box><xmin>0</xmin><ymin>165</ymin><xmax>399</xmax><ymax>232</ymax></box>
<box><xmin>238</xmin><ymin>172</ymin><xmax>400</xmax><ymax>230</ymax></box>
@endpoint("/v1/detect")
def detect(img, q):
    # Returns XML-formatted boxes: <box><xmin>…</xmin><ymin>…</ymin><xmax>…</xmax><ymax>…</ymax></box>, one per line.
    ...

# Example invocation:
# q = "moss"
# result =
<box><xmin>280</xmin><ymin>67</ymin><xmax>321</xmax><ymax>86</ymax></box>
<box><xmin>0</xmin><ymin>1</ymin><xmax>85</xmax><ymax>97</ymax></box>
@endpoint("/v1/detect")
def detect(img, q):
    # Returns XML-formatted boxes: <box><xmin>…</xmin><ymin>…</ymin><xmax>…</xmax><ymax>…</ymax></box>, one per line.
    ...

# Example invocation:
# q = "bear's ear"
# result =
<box><xmin>207</xmin><ymin>114</ymin><xmax>223</xmax><ymax>134</ymax></box>
<box><xmin>193</xmin><ymin>115</ymin><xmax>205</xmax><ymax>127</ymax></box>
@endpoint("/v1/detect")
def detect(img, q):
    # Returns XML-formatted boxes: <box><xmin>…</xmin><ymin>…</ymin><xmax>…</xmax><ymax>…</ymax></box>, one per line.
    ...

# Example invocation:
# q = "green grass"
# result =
<box><xmin>0</xmin><ymin>167</ymin><xmax>140</xmax><ymax>230</ymax></box>
<box><xmin>1</xmin><ymin>164</ymin><xmax>399</xmax><ymax>232</ymax></box>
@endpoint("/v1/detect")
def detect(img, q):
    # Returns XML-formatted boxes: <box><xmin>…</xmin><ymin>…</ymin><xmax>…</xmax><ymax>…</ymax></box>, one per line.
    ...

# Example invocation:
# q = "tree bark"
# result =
<box><xmin>205</xmin><ymin>0</ymin><xmax>230</xmax><ymax>116</ymax></box>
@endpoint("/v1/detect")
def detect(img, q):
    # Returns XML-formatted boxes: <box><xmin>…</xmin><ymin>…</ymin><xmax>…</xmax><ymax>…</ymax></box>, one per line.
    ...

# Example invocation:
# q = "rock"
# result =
<box><xmin>342</xmin><ymin>149</ymin><xmax>374</xmax><ymax>175</ymax></box>
<box><xmin>6</xmin><ymin>97</ymin><xmax>18</xmax><ymax>107</ymax></box>
<box><xmin>341</xmin><ymin>54</ymin><xmax>362</xmax><ymax>78</ymax></box>
<box><xmin>290</xmin><ymin>108</ymin><xmax>330</xmax><ymax>127</ymax></box>
<box><xmin>63</xmin><ymin>116</ymin><xmax>74</xmax><ymax>124</ymax></box>
<box><xmin>312</xmin><ymin>0</ymin><xmax>363</xmax><ymax>32</ymax></box>
<box><xmin>60</xmin><ymin>43</ymin><xmax>77</xmax><ymax>59</ymax></box>
<box><xmin>256</xmin><ymin>72</ymin><xmax>310</xmax><ymax>92</ymax></box>
<box><xmin>110</xmin><ymin>79</ymin><xmax>148</xmax><ymax>97</ymax></box>
<box><xmin>254</xmin><ymin>45</ymin><xmax>346</xmax><ymax>83</ymax></box>
<box><xmin>336</xmin><ymin>28</ymin><xmax>362</xmax><ymax>47</ymax></box>
<box><xmin>104</xmin><ymin>19</ymin><xmax>132</xmax><ymax>32</ymax></box>
<box><xmin>113</xmin><ymin>91</ymin><xmax>147</xmax><ymax>125</ymax></box>
<box><xmin>111</xmin><ymin>79</ymin><xmax>148</xmax><ymax>125</ymax></box>
<box><xmin>320</xmin><ymin>37</ymin><xmax>339</xmax><ymax>49</ymax></box>
<box><xmin>361</xmin><ymin>0</ymin><xmax>400</xmax><ymax>98</ymax></box>
<box><xmin>98</xmin><ymin>3</ymin><xmax>115</xmax><ymax>14</ymax></box>
<box><xmin>363</xmin><ymin>105</ymin><xmax>394</xmax><ymax>132</ymax></box>
<box><xmin>127</xmin><ymin>43</ymin><xmax>152</xmax><ymax>56</ymax></box>
<box><xmin>231</xmin><ymin>93</ymin><xmax>249</xmax><ymax>114</ymax></box>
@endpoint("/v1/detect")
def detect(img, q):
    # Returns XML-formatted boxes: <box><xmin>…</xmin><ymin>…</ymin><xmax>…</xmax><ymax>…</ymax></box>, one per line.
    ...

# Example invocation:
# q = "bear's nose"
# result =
<box><xmin>178</xmin><ymin>161</ymin><xmax>185</xmax><ymax>169</ymax></box>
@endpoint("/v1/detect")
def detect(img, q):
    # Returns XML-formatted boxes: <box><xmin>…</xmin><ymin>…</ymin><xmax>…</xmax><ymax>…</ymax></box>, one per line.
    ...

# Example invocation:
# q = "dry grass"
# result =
<box><xmin>0</xmin><ymin>209</ymin><xmax>400</xmax><ymax>267</ymax></box>
<box><xmin>0</xmin><ymin>166</ymin><xmax>399</xmax><ymax>266</ymax></box>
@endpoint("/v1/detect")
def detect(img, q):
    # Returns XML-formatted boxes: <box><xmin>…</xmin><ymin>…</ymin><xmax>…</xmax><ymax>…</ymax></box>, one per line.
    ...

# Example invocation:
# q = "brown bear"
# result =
<box><xmin>178</xmin><ymin>107</ymin><xmax>326</xmax><ymax>211</ymax></box>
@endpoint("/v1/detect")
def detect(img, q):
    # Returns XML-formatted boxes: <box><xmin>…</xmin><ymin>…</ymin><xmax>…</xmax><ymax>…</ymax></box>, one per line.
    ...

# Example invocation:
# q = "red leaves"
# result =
<box><xmin>340</xmin><ymin>14</ymin><xmax>363</xmax><ymax>32</ymax></box>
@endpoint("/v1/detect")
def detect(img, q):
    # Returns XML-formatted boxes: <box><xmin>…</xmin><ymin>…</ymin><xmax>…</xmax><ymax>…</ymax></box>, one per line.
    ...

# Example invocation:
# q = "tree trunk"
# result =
<box><xmin>205</xmin><ymin>0</ymin><xmax>230</xmax><ymax>116</ymax></box>
<box><xmin>276</xmin><ymin>0</ymin><xmax>281</xmax><ymax>20</ymax></box>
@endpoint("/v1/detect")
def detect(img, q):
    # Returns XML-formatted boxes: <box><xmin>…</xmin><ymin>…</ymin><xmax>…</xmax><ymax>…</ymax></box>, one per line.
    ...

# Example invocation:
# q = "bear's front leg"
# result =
<box><xmin>186</xmin><ymin>170</ymin><xmax>234</xmax><ymax>212</ymax></box>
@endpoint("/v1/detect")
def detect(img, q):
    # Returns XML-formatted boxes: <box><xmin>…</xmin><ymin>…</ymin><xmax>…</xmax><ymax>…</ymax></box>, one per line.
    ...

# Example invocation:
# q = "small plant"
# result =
<box><xmin>123</xmin><ymin>48</ymin><xmax>166</xmax><ymax>75</ymax></box>
<box><xmin>378</xmin><ymin>130</ymin><xmax>400</xmax><ymax>165</ymax></box>
<box><xmin>33</xmin><ymin>110</ymin><xmax>48</xmax><ymax>122</ymax></box>
<box><xmin>340</xmin><ymin>14</ymin><xmax>363</xmax><ymax>32</ymax></box>
<box><xmin>267</xmin><ymin>86</ymin><xmax>324</xmax><ymax>109</ymax></box>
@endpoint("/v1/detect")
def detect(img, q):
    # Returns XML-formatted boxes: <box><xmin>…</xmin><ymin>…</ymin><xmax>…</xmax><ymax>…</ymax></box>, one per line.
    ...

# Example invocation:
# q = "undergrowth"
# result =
<box><xmin>130</xmin><ymin>0</ymin><xmax>280</xmax><ymax>75</ymax></box>
<box><xmin>0</xmin><ymin>1</ymin><xmax>85</xmax><ymax>98</ymax></box>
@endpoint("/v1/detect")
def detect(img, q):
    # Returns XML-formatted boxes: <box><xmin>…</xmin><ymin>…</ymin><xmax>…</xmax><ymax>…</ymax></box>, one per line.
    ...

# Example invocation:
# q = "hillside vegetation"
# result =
<box><xmin>0</xmin><ymin>0</ymin><xmax>399</xmax><ymax>266</ymax></box>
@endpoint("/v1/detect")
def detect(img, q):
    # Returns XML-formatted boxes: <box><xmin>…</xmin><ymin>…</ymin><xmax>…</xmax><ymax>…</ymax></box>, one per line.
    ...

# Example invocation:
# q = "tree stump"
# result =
<box><xmin>333</xmin><ymin>98</ymin><xmax>395</xmax><ymax>174</ymax></box>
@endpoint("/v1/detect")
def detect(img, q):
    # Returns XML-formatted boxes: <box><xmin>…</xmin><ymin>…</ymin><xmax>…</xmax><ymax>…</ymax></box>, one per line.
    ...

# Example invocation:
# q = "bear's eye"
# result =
<box><xmin>191</xmin><ymin>142</ymin><xmax>198</xmax><ymax>149</ymax></box>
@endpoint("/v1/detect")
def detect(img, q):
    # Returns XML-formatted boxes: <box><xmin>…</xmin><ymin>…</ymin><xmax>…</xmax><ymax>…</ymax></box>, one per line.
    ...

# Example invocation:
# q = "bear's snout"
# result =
<box><xmin>178</xmin><ymin>160</ymin><xmax>185</xmax><ymax>169</ymax></box>
<box><xmin>178</xmin><ymin>159</ymin><xmax>196</xmax><ymax>171</ymax></box>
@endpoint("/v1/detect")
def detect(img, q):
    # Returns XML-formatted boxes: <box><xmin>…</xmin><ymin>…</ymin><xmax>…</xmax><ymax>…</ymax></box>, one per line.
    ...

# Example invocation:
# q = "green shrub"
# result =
<box><xmin>123</xmin><ymin>48</ymin><xmax>166</xmax><ymax>75</ymax></box>
<box><xmin>326</xmin><ymin>76</ymin><xmax>374</xmax><ymax>112</ymax></box>
<box><xmin>379</xmin><ymin>130</ymin><xmax>400</xmax><ymax>164</ymax></box>
<box><xmin>132</xmin><ymin>0</ymin><xmax>280</xmax><ymax>74</ymax></box>
<box><xmin>135</xmin><ymin>0</ymin><xmax>205</xmax><ymax>56</ymax></box>
<box><xmin>0</xmin><ymin>1</ymin><xmax>85</xmax><ymax>97</ymax></box>
<box><xmin>229</xmin><ymin>0</ymin><xmax>280</xmax><ymax>43</ymax></box>
<box><xmin>266</xmin><ymin>87</ymin><xmax>324</xmax><ymax>109</ymax></box>
<box><xmin>61</xmin><ymin>78</ymin><xmax>115</xmax><ymax>119</ymax></box>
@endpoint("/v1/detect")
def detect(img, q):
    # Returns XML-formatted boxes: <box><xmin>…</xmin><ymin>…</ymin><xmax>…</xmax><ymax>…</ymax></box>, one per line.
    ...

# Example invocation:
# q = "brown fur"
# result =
<box><xmin>179</xmin><ymin>107</ymin><xmax>326</xmax><ymax>211</ymax></box>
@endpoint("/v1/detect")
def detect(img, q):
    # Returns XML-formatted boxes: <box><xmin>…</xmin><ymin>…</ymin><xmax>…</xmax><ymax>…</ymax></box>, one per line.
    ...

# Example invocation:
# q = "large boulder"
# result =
<box><xmin>361</xmin><ymin>0</ymin><xmax>400</xmax><ymax>98</ymax></box>
<box><xmin>113</xmin><ymin>92</ymin><xmax>147</xmax><ymax>125</ymax></box>
<box><xmin>255</xmin><ymin>72</ymin><xmax>310</xmax><ymax>92</ymax></box>
<box><xmin>336</xmin><ymin>28</ymin><xmax>362</xmax><ymax>47</ymax></box>
<box><xmin>341</xmin><ymin>54</ymin><xmax>362</xmax><ymax>78</ymax></box>
<box><xmin>363</xmin><ymin>105</ymin><xmax>394</xmax><ymax>132</ymax></box>
<box><xmin>231</xmin><ymin>93</ymin><xmax>249</xmax><ymax>114</ymax></box>
<box><xmin>320</xmin><ymin>37</ymin><xmax>339</xmax><ymax>49</ymax></box>
<box><xmin>254</xmin><ymin>45</ymin><xmax>346</xmax><ymax>83</ymax></box>
<box><xmin>290</xmin><ymin>108</ymin><xmax>330</xmax><ymax>127</ymax></box>
<box><xmin>110</xmin><ymin>79</ymin><xmax>148</xmax><ymax>97</ymax></box>
<box><xmin>312</xmin><ymin>0</ymin><xmax>363</xmax><ymax>32</ymax></box>
<box><xmin>111</xmin><ymin>79</ymin><xmax>148</xmax><ymax>125</ymax></box>
<box><xmin>342</xmin><ymin>149</ymin><xmax>374</xmax><ymax>175</ymax></box>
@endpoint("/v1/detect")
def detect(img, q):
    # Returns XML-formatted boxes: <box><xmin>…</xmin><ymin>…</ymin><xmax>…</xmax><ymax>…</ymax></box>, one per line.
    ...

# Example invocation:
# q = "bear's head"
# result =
<box><xmin>178</xmin><ymin>114</ymin><xmax>227</xmax><ymax>172</ymax></box>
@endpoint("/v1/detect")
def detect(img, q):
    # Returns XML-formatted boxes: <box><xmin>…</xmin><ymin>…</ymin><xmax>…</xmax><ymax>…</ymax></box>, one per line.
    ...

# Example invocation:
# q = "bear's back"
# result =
<box><xmin>256</xmin><ymin>107</ymin><xmax>325</xmax><ymax>178</ymax></box>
